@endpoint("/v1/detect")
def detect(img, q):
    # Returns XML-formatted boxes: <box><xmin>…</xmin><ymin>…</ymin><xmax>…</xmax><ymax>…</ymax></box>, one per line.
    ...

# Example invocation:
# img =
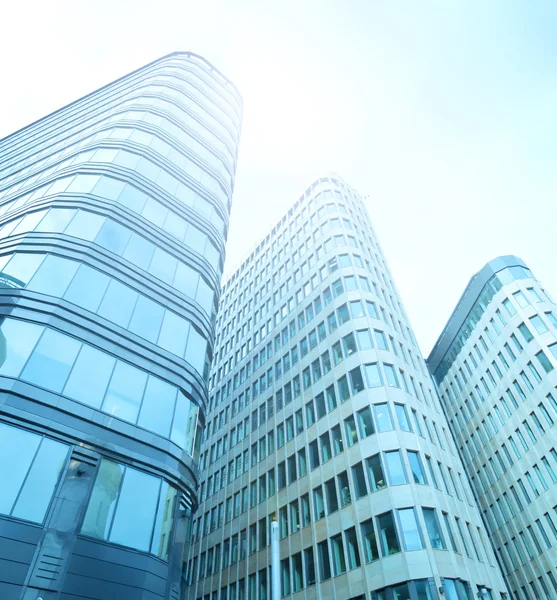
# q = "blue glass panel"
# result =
<box><xmin>150</xmin><ymin>483</ymin><xmax>176</xmax><ymax>559</ymax></box>
<box><xmin>63</xmin><ymin>345</ymin><xmax>116</xmax><ymax>409</ymax></box>
<box><xmin>95</xmin><ymin>220</ymin><xmax>132</xmax><ymax>255</ymax></box>
<box><xmin>122</xmin><ymin>233</ymin><xmax>155</xmax><ymax>271</ymax></box>
<box><xmin>27</xmin><ymin>255</ymin><xmax>79</xmax><ymax>297</ymax></box>
<box><xmin>173</xmin><ymin>262</ymin><xmax>199</xmax><ymax>298</ymax></box>
<box><xmin>12</xmin><ymin>437</ymin><xmax>68</xmax><ymax>522</ymax></box>
<box><xmin>0</xmin><ymin>423</ymin><xmax>40</xmax><ymax>515</ymax></box>
<box><xmin>0</xmin><ymin>319</ymin><xmax>44</xmax><ymax>377</ymax></box>
<box><xmin>66</xmin><ymin>174</ymin><xmax>101</xmax><ymax>194</ymax></box>
<box><xmin>185</xmin><ymin>326</ymin><xmax>207</xmax><ymax>375</ymax></box>
<box><xmin>149</xmin><ymin>249</ymin><xmax>177</xmax><ymax>284</ymax></box>
<box><xmin>158</xmin><ymin>311</ymin><xmax>189</xmax><ymax>356</ymax></box>
<box><xmin>34</xmin><ymin>208</ymin><xmax>77</xmax><ymax>233</ymax></box>
<box><xmin>109</xmin><ymin>467</ymin><xmax>160</xmax><ymax>551</ymax></box>
<box><xmin>1</xmin><ymin>253</ymin><xmax>46</xmax><ymax>286</ymax></box>
<box><xmin>137</xmin><ymin>376</ymin><xmax>176</xmax><ymax>438</ymax></box>
<box><xmin>97</xmin><ymin>280</ymin><xmax>138</xmax><ymax>328</ymax></box>
<box><xmin>117</xmin><ymin>184</ymin><xmax>148</xmax><ymax>213</ymax></box>
<box><xmin>171</xmin><ymin>393</ymin><xmax>197</xmax><ymax>454</ymax></box>
<box><xmin>128</xmin><ymin>296</ymin><xmax>164</xmax><ymax>343</ymax></box>
<box><xmin>64</xmin><ymin>264</ymin><xmax>110</xmax><ymax>312</ymax></box>
<box><xmin>103</xmin><ymin>361</ymin><xmax>147</xmax><ymax>423</ymax></box>
<box><xmin>21</xmin><ymin>329</ymin><xmax>81</xmax><ymax>392</ymax></box>
<box><xmin>92</xmin><ymin>177</ymin><xmax>126</xmax><ymax>201</ymax></box>
<box><xmin>64</xmin><ymin>211</ymin><xmax>105</xmax><ymax>241</ymax></box>
<box><xmin>81</xmin><ymin>460</ymin><xmax>124</xmax><ymax>540</ymax></box>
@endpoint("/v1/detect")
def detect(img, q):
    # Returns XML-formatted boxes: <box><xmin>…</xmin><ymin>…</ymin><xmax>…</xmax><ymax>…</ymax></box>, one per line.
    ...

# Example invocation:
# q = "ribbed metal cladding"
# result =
<box><xmin>187</xmin><ymin>176</ymin><xmax>508</xmax><ymax>600</ymax></box>
<box><xmin>0</xmin><ymin>52</ymin><xmax>241</xmax><ymax>600</ymax></box>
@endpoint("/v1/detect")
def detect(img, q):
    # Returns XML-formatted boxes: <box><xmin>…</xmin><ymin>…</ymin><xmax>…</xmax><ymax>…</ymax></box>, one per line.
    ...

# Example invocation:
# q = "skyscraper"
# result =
<box><xmin>0</xmin><ymin>52</ymin><xmax>241</xmax><ymax>599</ymax></box>
<box><xmin>188</xmin><ymin>176</ymin><xmax>507</xmax><ymax>600</ymax></box>
<box><xmin>428</xmin><ymin>256</ymin><xmax>557</xmax><ymax>599</ymax></box>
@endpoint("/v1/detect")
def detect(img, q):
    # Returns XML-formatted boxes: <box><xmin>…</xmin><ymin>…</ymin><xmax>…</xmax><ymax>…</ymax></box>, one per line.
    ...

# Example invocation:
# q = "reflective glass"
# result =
<box><xmin>149</xmin><ymin>248</ymin><xmax>177</xmax><ymax>284</ymax></box>
<box><xmin>122</xmin><ymin>233</ymin><xmax>155</xmax><ymax>270</ymax></box>
<box><xmin>0</xmin><ymin>424</ymin><xmax>40</xmax><ymax>515</ymax></box>
<box><xmin>12</xmin><ymin>438</ymin><xmax>68</xmax><ymax>522</ymax></box>
<box><xmin>82</xmin><ymin>459</ymin><xmax>124</xmax><ymax>539</ymax></box>
<box><xmin>137</xmin><ymin>376</ymin><xmax>177</xmax><ymax>437</ymax></box>
<box><xmin>373</xmin><ymin>403</ymin><xmax>393</xmax><ymax>431</ymax></box>
<box><xmin>109</xmin><ymin>467</ymin><xmax>160</xmax><ymax>551</ymax></box>
<box><xmin>95</xmin><ymin>220</ymin><xmax>132</xmax><ymax>255</ymax></box>
<box><xmin>92</xmin><ymin>177</ymin><xmax>126</xmax><ymax>201</ymax></box>
<box><xmin>398</xmin><ymin>508</ymin><xmax>422</xmax><ymax>550</ymax></box>
<box><xmin>97</xmin><ymin>280</ymin><xmax>138</xmax><ymax>327</ymax></box>
<box><xmin>158</xmin><ymin>311</ymin><xmax>189</xmax><ymax>356</ymax></box>
<box><xmin>185</xmin><ymin>326</ymin><xmax>207</xmax><ymax>375</ymax></box>
<box><xmin>66</xmin><ymin>174</ymin><xmax>100</xmax><ymax>194</ymax></box>
<box><xmin>64</xmin><ymin>264</ymin><xmax>110</xmax><ymax>312</ymax></box>
<box><xmin>103</xmin><ymin>361</ymin><xmax>147</xmax><ymax>423</ymax></box>
<box><xmin>128</xmin><ymin>296</ymin><xmax>164</xmax><ymax>343</ymax></box>
<box><xmin>384</xmin><ymin>451</ymin><xmax>407</xmax><ymax>485</ymax></box>
<box><xmin>21</xmin><ymin>329</ymin><xmax>81</xmax><ymax>392</ymax></box>
<box><xmin>173</xmin><ymin>262</ymin><xmax>199</xmax><ymax>298</ymax></box>
<box><xmin>150</xmin><ymin>482</ymin><xmax>177</xmax><ymax>558</ymax></box>
<box><xmin>171</xmin><ymin>393</ymin><xmax>197</xmax><ymax>454</ymax></box>
<box><xmin>0</xmin><ymin>319</ymin><xmax>44</xmax><ymax>377</ymax></box>
<box><xmin>64</xmin><ymin>211</ymin><xmax>105</xmax><ymax>241</ymax></box>
<box><xmin>34</xmin><ymin>208</ymin><xmax>76</xmax><ymax>233</ymax></box>
<box><xmin>1</xmin><ymin>253</ymin><xmax>45</xmax><ymax>286</ymax></box>
<box><xmin>27</xmin><ymin>255</ymin><xmax>79</xmax><ymax>297</ymax></box>
<box><xmin>64</xmin><ymin>345</ymin><xmax>116</xmax><ymax>408</ymax></box>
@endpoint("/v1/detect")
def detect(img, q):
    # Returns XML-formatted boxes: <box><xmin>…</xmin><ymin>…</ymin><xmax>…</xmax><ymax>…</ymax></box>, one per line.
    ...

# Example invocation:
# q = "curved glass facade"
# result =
<box><xmin>188</xmin><ymin>177</ymin><xmax>507</xmax><ymax>600</ymax></box>
<box><xmin>428</xmin><ymin>257</ymin><xmax>557</xmax><ymax>599</ymax></box>
<box><xmin>0</xmin><ymin>52</ymin><xmax>241</xmax><ymax>600</ymax></box>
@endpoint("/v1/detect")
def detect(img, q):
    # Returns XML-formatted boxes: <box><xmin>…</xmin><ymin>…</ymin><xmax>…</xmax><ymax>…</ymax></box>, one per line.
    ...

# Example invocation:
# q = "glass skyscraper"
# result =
<box><xmin>428</xmin><ymin>256</ymin><xmax>557</xmax><ymax>599</ymax></box>
<box><xmin>187</xmin><ymin>176</ymin><xmax>507</xmax><ymax>600</ymax></box>
<box><xmin>0</xmin><ymin>52</ymin><xmax>241</xmax><ymax>599</ymax></box>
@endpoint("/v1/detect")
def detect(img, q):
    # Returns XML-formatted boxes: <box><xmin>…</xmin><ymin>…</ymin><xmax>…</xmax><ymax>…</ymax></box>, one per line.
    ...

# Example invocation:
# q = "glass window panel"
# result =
<box><xmin>367</xmin><ymin>454</ymin><xmax>386</xmax><ymax>491</ymax></box>
<box><xmin>64</xmin><ymin>263</ymin><xmax>110</xmax><ymax>312</ymax></box>
<box><xmin>1</xmin><ymin>253</ymin><xmax>46</xmax><ymax>286</ymax></box>
<box><xmin>361</xmin><ymin>518</ymin><xmax>379</xmax><ymax>562</ymax></box>
<box><xmin>423</xmin><ymin>508</ymin><xmax>445</xmax><ymax>549</ymax></box>
<box><xmin>122</xmin><ymin>233</ymin><xmax>155</xmax><ymax>270</ymax></box>
<box><xmin>82</xmin><ymin>459</ymin><xmax>125</xmax><ymax>540</ymax></box>
<box><xmin>138</xmin><ymin>376</ymin><xmax>177</xmax><ymax>438</ymax></box>
<box><xmin>364</xmin><ymin>363</ymin><xmax>383</xmax><ymax>387</ymax></box>
<box><xmin>185</xmin><ymin>326</ymin><xmax>208</xmax><ymax>376</ymax></box>
<box><xmin>95</xmin><ymin>219</ymin><xmax>132</xmax><ymax>255</ymax></box>
<box><xmin>173</xmin><ymin>262</ymin><xmax>200</xmax><ymax>298</ymax></box>
<box><xmin>158</xmin><ymin>311</ymin><xmax>189</xmax><ymax>357</ymax></box>
<box><xmin>21</xmin><ymin>329</ymin><xmax>81</xmax><ymax>392</ymax></box>
<box><xmin>407</xmin><ymin>451</ymin><xmax>426</xmax><ymax>484</ymax></box>
<box><xmin>377</xmin><ymin>511</ymin><xmax>400</xmax><ymax>556</ymax></box>
<box><xmin>398</xmin><ymin>508</ymin><xmax>422</xmax><ymax>550</ymax></box>
<box><xmin>0</xmin><ymin>319</ymin><xmax>44</xmax><ymax>377</ymax></box>
<box><xmin>27</xmin><ymin>255</ymin><xmax>79</xmax><ymax>297</ymax></box>
<box><xmin>63</xmin><ymin>345</ymin><xmax>116</xmax><ymax>409</ymax></box>
<box><xmin>103</xmin><ymin>361</ymin><xmax>147</xmax><ymax>423</ymax></box>
<box><xmin>150</xmin><ymin>482</ymin><xmax>177</xmax><ymax>559</ymax></box>
<box><xmin>384</xmin><ymin>450</ymin><xmax>407</xmax><ymax>485</ymax></box>
<box><xmin>171</xmin><ymin>393</ymin><xmax>197</xmax><ymax>455</ymax></box>
<box><xmin>12</xmin><ymin>438</ymin><xmax>68</xmax><ymax>523</ymax></box>
<box><xmin>92</xmin><ymin>176</ymin><xmax>126</xmax><ymax>201</ymax></box>
<box><xmin>373</xmin><ymin>403</ymin><xmax>393</xmax><ymax>431</ymax></box>
<box><xmin>97</xmin><ymin>280</ymin><xmax>138</xmax><ymax>328</ymax></box>
<box><xmin>149</xmin><ymin>248</ymin><xmax>178</xmax><ymax>284</ymax></box>
<box><xmin>128</xmin><ymin>295</ymin><xmax>165</xmax><ymax>343</ymax></box>
<box><xmin>109</xmin><ymin>467</ymin><xmax>160</xmax><ymax>552</ymax></box>
<box><xmin>64</xmin><ymin>211</ymin><xmax>105</xmax><ymax>241</ymax></box>
<box><xmin>67</xmin><ymin>174</ymin><xmax>101</xmax><ymax>194</ymax></box>
<box><xmin>0</xmin><ymin>423</ymin><xmax>41</xmax><ymax>515</ymax></box>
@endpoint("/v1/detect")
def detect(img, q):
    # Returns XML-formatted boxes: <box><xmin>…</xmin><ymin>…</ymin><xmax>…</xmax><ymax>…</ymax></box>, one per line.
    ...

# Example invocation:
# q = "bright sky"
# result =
<box><xmin>1</xmin><ymin>1</ymin><xmax>556</xmax><ymax>355</ymax></box>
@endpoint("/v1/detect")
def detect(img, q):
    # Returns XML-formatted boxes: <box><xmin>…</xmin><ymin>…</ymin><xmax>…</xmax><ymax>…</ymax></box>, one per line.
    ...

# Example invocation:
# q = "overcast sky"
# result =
<box><xmin>1</xmin><ymin>0</ymin><xmax>556</xmax><ymax>355</ymax></box>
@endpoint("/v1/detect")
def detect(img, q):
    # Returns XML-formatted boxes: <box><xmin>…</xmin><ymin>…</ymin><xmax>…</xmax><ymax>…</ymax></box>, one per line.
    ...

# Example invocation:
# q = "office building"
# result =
<box><xmin>0</xmin><ymin>52</ymin><xmax>241</xmax><ymax>599</ymax></box>
<box><xmin>428</xmin><ymin>256</ymin><xmax>557</xmax><ymax>600</ymax></box>
<box><xmin>187</xmin><ymin>176</ymin><xmax>508</xmax><ymax>600</ymax></box>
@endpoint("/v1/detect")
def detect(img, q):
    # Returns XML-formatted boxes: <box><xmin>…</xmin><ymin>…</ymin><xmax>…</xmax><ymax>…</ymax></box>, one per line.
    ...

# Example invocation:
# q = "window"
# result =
<box><xmin>384</xmin><ymin>450</ymin><xmax>407</xmax><ymax>485</ymax></box>
<box><xmin>395</xmin><ymin>404</ymin><xmax>412</xmax><ymax>431</ymax></box>
<box><xmin>384</xmin><ymin>364</ymin><xmax>399</xmax><ymax>387</ymax></box>
<box><xmin>367</xmin><ymin>454</ymin><xmax>386</xmax><ymax>491</ymax></box>
<box><xmin>330</xmin><ymin>534</ymin><xmax>346</xmax><ymax>575</ymax></box>
<box><xmin>361</xmin><ymin>518</ymin><xmax>379</xmax><ymax>562</ymax></box>
<box><xmin>373</xmin><ymin>403</ymin><xmax>393</xmax><ymax>431</ymax></box>
<box><xmin>407</xmin><ymin>451</ymin><xmax>426</xmax><ymax>484</ymax></box>
<box><xmin>364</xmin><ymin>363</ymin><xmax>383</xmax><ymax>387</ymax></box>
<box><xmin>304</xmin><ymin>547</ymin><xmax>315</xmax><ymax>585</ymax></box>
<box><xmin>344</xmin><ymin>527</ymin><xmax>361</xmax><ymax>569</ymax></box>
<box><xmin>397</xmin><ymin>508</ymin><xmax>422</xmax><ymax>550</ymax></box>
<box><xmin>317</xmin><ymin>540</ymin><xmax>331</xmax><ymax>581</ymax></box>
<box><xmin>313</xmin><ymin>486</ymin><xmax>325</xmax><ymax>520</ymax></box>
<box><xmin>377</xmin><ymin>511</ymin><xmax>400</xmax><ymax>556</ymax></box>
<box><xmin>423</xmin><ymin>508</ymin><xmax>445</xmax><ymax>549</ymax></box>
<box><xmin>0</xmin><ymin>423</ymin><xmax>69</xmax><ymax>524</ymax></box>
<box><xmin>82</xmin><ymin>459</ymin><xmax>176</xmax><ymax>559</ymax></box>
<box><xmin>357</xmin><ymin>406</ymin><xmax>375</xmax><ymax>438</ymax></box>
<box><xmin>325</xmin><ymin>478</ymin><xmax>338</xmax><ymax>513</ymax></box>
<box><xmin>351</xmin><ymin>462</ymin><xmax>368</xmax><ymax>498</ymax></box>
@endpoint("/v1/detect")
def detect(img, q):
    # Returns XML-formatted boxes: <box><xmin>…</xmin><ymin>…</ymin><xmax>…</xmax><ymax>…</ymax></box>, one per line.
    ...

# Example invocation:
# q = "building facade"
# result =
<box><xmin>0</xmin><ymin>52</ymin><xmax>241</xmax><ymax>600</ymax></box>
<box><xmin>428</xmin><ymin>256</ymin><xmax>557</xmax><ymax>600</ymax></box>
<box><xmin>187</xmin><ymin>176</ymin><xmax>508</xmax><ymax>600</ymax></box>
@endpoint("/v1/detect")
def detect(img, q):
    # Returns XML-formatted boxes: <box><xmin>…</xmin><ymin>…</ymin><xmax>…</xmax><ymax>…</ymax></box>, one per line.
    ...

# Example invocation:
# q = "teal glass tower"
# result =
<box><xmin>0</xmin><ymin>52</ymin><xmax>241</xmax><ymax>599</ymax></box>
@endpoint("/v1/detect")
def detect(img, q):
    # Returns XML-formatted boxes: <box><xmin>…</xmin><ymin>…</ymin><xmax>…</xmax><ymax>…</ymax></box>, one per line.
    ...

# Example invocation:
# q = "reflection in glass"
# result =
<box><xmin>64</xmin><ymin>345</ymin><xmax>115</xmax><ymax>409</ymax></box>
<box><xmin>138</xmin><ymin>376</ymin><xmax>177</xmax><ymax>438</ymax></box>
<box><xmin>82</xmin><ymin>460</ymin><xmax>124</xmax><ymax>540</ymax></box>
<box><xmin>0</xmin><ymin>319</ymin><xmax>43</xmax><ymax>377</ymax></box>
<box><xmin>21</xmin><ymin>329</ymin><xmax>81</xmax><ymax>392</ymax></box>
<box><xmin>103</xmin><ymin>361</ymin><xmax>147</xmax><ymax>423</ymax></box>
